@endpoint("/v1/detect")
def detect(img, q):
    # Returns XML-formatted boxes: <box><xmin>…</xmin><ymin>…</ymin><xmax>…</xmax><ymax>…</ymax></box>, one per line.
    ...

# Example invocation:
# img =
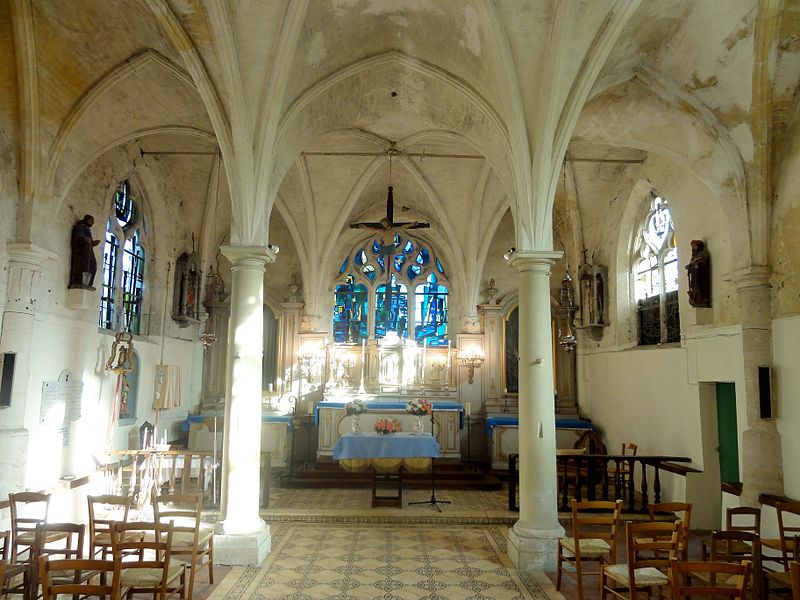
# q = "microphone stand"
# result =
<box><xmin>408</xmin><ymin>407</ymin><xmax>451</xmax><ymax>512</ymax></box>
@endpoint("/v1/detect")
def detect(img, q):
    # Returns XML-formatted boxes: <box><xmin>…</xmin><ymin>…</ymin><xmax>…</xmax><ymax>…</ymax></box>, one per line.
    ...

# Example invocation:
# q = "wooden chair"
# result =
<box><xmin>703</xmin><ymin>506</ymin><xmax>762</xmax><ymax>560</ymax></box>
<box><xmin>600</xmin><ymin>520</ymin><xmax>681</xmax><ymax>600</ymax></box>
<box><xmin>111</xmin><ymin>521</ymin><xmax>185</xmax><ymax>600</ymax></box>
<box><xmin>8</xmin><ymin>493</ymin><xmax>65</xmax><ymax>564</ymax></box>
<box><xmin>619</xmin><ymin>443</ymin><xmax>638</xmax><ymax>499</ymax></box>
<box><xmin>647</xmin><ymin>502</ymin><xmax>692</xmax><ymax>560</ymax></box>
<box><xmin>791</xmin><ymin>560</ymin><xmax>799</xmax><ymax>600</ymax></box>
<box><xmin>87</xmin><ymin>495</ymin><xmax>143</xmax><ymax>560</ymax></box>
<box><xmin>38</xmin><ymin>556</ymin><xmax>121</xmax><ymax>600</ymax></box>
<box><xmin>763</xmin><ymin>501</ymin><xmax>800</xmax><ymax>571</ymax></box>
<box><xmin>766</xmin><ymin>536</ymin><xmax>800</xmax><ymax>598</ymax></box>
<box><xmin>697</xmin><ymin>530</ymin><xmax>762</xmax><ymax>600</ymax></box>
<box><xmin>557</xmin><ymin>499</ymin><xmax>622</xmax><ymax>600</ymax></box>
<box><xmin>669</xmin><ymin>558</ymin><xmax>751</xmax><ymax>600</ymax></box>
<box><xmin>29</xmin><ymin>522</ymin><xmax>88</xmax><ymax>600</ymax></box>
<box><xmin>152</xmin><ymin>493</ymin><xmax>214</xmax><ymax>599</ymax></box>
<box><xmin>0</xmin><ymin>531</ymin><xmax>29</xmax><ymax>599</ymax></box>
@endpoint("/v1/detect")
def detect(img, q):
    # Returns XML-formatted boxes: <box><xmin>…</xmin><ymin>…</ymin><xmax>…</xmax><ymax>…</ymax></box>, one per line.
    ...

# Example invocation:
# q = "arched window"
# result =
<box><xmin>333</xmin><ymin>234</ymin><xmax>448</xmax><ymax>344</ymax></box>
<box><xmin>99</xmin><ymin>180</ymin><xmax>146</xmax><ymax>334</ymax></box>
<box><xmin>632</xmin><ymin>194</ymin><xmax>680</xmax><ymax>345</ymax></box>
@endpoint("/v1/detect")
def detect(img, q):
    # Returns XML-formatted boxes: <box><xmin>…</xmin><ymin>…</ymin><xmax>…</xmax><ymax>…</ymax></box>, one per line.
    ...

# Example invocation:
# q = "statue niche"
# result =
<box><xmin>577</xmin><ymin>258</ymin><xmax>609</xmax><ymax>341</ymax></box>
<box><xmin>172</xmin><ymin>251</ymin><xmax>201</xmax><ymax>326</ymax></box>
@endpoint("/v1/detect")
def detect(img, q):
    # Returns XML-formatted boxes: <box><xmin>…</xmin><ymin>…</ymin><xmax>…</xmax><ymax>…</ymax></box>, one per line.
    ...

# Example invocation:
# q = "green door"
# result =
<box><xmin>716</xmin><ymin>383</ymin><xmax>740</xmax><ymax>484</ymax></box>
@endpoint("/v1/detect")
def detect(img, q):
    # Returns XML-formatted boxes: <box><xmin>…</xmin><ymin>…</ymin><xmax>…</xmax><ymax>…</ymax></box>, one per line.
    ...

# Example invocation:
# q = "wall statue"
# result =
<box><xmin>172</xmin><ymin>251</ymin><xmax>201</xmax><ymax>325</ymax></box>
<box><xmin>68</xmin><ymin>214</ymin><xmax>100</xmax><ymax>290</ymax></box>
<box><xmin>686</xmin><ymin>239</ymin><xmax>711</xmax><ymax>308</ymax></box>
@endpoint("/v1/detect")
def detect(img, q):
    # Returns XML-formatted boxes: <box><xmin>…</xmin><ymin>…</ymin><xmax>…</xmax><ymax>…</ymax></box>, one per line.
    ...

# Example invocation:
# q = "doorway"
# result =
<box><xmin>715</xmin><ymin>382</ymin><xmax>740</xmax><ymax>484</ymax></box>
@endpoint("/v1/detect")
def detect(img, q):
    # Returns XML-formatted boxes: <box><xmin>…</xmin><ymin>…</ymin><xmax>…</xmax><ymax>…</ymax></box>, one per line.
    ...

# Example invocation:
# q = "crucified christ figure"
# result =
<box><xmin>349</xmin><ymin>186</ymin><xmax>430</xmax><ymax>335</ymax></box>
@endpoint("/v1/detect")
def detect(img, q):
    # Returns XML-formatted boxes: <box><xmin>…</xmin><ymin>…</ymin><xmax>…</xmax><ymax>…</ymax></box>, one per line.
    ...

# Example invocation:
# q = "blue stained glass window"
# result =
<box><xmin>403</xmin><ymin>240</ymin><xmax>414</xmax><ymax>253</ymax></box>
<box><xmin>416</xmin><ymin>248</ymin><xmax>430</xmax><ymax>265</ymax></box>
<box><xmin>355</xmin><ymin>249</ymin><xmax>367</xmax><ymax>265</ymax></box>
<box><xmin>394</xmin><ymin>254</ymin><xmax>405</xmax><ymax>272</ymax></box>
<box><xmin>372</xmin><ymin>240</ymin><xmax>381</xmax><ymax>255</ymax></box>
<box><xmin>115</xmin><ymin>181</ymin><xmax>135</xmax><ymax>229</ymax></box>
<box><xmin>414</xmin><ymin>273</ymin><xmax>448</xmax><ymax>346</ymax></box>
<box><xmin>362</xmin><ymin>265</ymin><xmax>376</xmax><ymax>281</ymax></box>
<box><xmin>407</xmin><ymin>264</ymin><xmax>422</xmax><ymax>280</ymax></box>
<box><xmin>377</xmin><ymin>256</ymin><xmax>385</xmax><ymax>272</ymax></box>
<box><xmin>339</xmin><ymin>257</ymin><xmax>349</xmax><ymax>274</ymax></box>
<box><xmin>375</xmin><ymin>276</ymin><xmax>408</xmax><ymax>339</ymax></box>
<box><xmin>435</xmin><ymin>258</ymin><xmax>445</xmax><ymax>275</ymax></box>
<box><xmin>333</xmin><ymin>277</ymin><xmax>368</xmax><ymax>343</ymax></box>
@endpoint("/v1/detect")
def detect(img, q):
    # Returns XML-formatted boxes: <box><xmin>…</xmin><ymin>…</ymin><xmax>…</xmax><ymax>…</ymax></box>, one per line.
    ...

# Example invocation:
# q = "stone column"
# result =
<box><xmin>216</xmin><ymin>245</ymin><xmax>275</xmax><ymax>565</ymax></box>
<box><xmin>731</xmin><ymin>267</ymin><xmax>783</xmax><ymax>505</ymax></box>
<box><xmin>0</xmin><ymin>242</ymin><xmax>55</xmax><ymax>495</ymax></box>
<box><xmin>506</xmin><ymin>251</ymin><xmax>564</xmax><ymax>570</ymax></box>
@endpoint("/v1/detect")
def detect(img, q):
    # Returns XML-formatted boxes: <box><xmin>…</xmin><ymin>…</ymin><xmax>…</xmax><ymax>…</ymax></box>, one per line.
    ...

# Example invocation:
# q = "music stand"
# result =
<box><xmin>408</xmin><ymin>407</ymin><xmax>451</xmax><ymax>512</ymax></box>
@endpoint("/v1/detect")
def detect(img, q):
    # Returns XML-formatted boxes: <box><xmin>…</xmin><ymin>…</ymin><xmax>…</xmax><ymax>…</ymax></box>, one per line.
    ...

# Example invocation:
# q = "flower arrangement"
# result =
<box><xmin>374</xmin><ymin>418</ymin><xmax>402</xmax><ymax>434</ymax></box>
<box><xmin>405</xmin><ymin>398</ymin><xmax>432</xmax><ymax>416</ymax></box>
<box><xmin>344</xmin><ymin>398</ymin><xmax>368</xmax><ymax>416</ymax></box>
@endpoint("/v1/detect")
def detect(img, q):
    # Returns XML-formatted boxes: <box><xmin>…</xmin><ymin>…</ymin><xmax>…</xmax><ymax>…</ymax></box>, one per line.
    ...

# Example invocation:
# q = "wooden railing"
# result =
<box><xmin>508</xmin><ymin>453</ymin><xmax>696</xmax><ymax>512</ymax></box>
<box><xmin>106</xmin><ymin>449</ymin><xmax>218</xmax><ymax>507</ymax></box>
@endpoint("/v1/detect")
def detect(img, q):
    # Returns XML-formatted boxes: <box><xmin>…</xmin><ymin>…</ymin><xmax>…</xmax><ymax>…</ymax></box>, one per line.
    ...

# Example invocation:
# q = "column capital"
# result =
<box><xmin>6</xmin><ymin>241</ymin><xmax>57</xmax><ymax>268</ymax></box>
<box><xmin>727</xmin><ymin>265</ymin><xmax>771</xmax><ymax>291</ymax></box>
<box><xmin>220</xmin><ymin>245</ymin><xmax>276</xmax><ymax>271</ymax></box>
<box><xmin>507</xmin><ymin>250</ymin><xmax>563</xmax><ymax>273</ymax></box>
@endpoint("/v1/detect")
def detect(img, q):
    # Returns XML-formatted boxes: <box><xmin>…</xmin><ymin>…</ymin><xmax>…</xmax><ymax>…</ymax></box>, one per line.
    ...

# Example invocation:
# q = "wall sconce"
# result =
<box><xmin>459</xmin><ymin>348</ymin><xmax>485</xmax><ymax>384</ymax></box>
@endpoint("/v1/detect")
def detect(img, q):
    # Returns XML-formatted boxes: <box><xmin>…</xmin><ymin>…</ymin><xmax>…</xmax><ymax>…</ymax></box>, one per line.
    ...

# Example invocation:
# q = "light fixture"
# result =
<box><xmin>268</xmin><ymin>243</ymin><xmax>280</xmax><ymax>254</ymax></box>
<box><xmin>503</xmin><ymin>247</ymin><xmax>516</xmax><ymax>261</ymax></box>
<box><xmin>459</xmin><ymin>348</ymin><xmax>485</xmax><ymax>384</ymax></box>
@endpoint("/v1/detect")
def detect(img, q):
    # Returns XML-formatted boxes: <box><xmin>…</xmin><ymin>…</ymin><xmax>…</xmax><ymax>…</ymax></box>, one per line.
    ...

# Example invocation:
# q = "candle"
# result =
<box><xmin>445</xmin><ymin>340</ymin><xmax>451</xmax><ymax>386</ymax></box>
<box><xmin>268</xmin><ymin>382</ymin><xmax>273</xmax><ymax>393</ymax></box>
<box><xmin>361</xmin><ymin>339</ymin><xmax>366</xmax><ymax>386</ymax></box>
<box><xmin>421</xmin><ymin>339</ymin><xmax>427</xmax><ymax>386</ymax></box>
<box><xmin>289</xmin><ymin>361</ymin><xmax>294</xmax><ymax>392</ymax></box>
<box><xmin>307</xmin><ymin>401</ymin><xmax>314</xmax><ymax>415</ymax></box>
<box><xmin>465</xmin><ymin>401</ymin><xmax>471</xmax><ymax>416</ymax></box>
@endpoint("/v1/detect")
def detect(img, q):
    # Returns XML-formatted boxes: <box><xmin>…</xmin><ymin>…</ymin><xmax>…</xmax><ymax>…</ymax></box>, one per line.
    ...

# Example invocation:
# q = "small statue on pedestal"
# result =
<box><xmin>68</xmin><ymin>214</ymin><xmax>100</xmax><ymax>290</ymax></box>
<box><xmin>686</xmin><ymin>239</ymin><xmax>711</xmax><ymax>308</ymax></box>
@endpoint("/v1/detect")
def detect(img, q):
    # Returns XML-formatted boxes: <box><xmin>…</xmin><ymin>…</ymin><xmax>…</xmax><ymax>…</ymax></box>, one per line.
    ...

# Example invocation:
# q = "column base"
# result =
<box><xmin>214</xmin><ymin>521</ymin><xmax>272</xmax><ymax>566</ymax></box>
<box><xmin>507</xmin><ymin>522</ymin><xmax>564</xmax><ymax>571</ymax></box>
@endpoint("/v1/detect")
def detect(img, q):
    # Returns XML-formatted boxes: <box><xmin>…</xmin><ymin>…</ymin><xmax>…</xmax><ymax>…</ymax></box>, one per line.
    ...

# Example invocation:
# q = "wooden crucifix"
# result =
<box><xmin>349</xmin><ymin>185</ymin><xmax>430</xmax><ymax>335</ymax></box>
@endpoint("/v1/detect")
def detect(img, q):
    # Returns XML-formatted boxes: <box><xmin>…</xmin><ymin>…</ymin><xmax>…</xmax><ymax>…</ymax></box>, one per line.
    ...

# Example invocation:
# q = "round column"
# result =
<box><xmin>219</xmin><ymin>245</ymin><xmax>275</xmax><ymax>536</ymax></box>
<box><xmin>506</xmin><ymin>251</ymin><xmax>565</xmax><ymax>570</ymax></box>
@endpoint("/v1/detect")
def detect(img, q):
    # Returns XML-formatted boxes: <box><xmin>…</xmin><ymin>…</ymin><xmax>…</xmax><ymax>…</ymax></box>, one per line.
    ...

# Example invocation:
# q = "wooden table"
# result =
<box><xmin>333</xmin><ymin>433</ymin><xmax>440</xmax><ymax>507</ymax></box>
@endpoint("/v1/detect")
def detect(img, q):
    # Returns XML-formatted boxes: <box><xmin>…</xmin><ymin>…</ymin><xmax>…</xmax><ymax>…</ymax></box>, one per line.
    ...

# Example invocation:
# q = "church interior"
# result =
<box><xmin>1</xmin><ymin>0</ymin><xmax>799</xmax><ymax>598</ymax></box>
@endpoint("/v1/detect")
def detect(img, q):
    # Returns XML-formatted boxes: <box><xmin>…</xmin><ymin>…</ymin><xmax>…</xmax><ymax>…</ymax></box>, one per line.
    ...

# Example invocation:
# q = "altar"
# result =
<box><xmin>485</xmin><ymin>416</ymin><xmax>595</xmax><ymax>469</ymax></box>
<box><xmin>316</xmin><ymin>397</ymin><xmax>463</xmax><ymax>460</ymax></box>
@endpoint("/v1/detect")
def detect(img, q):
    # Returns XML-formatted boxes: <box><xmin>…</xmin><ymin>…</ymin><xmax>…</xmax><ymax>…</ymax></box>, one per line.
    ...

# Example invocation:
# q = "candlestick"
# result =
<box><xmin>307</xmin><ymin>401</ymin><xmax>314</xmax><ymax>415</ymax></box>
<box><xmin>360</xmin><ymin>339</ymin><xmax>366</xmax><ymax>387</ymax></box>
<box><xmin>289</xmin><ymin>361</ymin><xmax>294</xmax><ymax>393</ymax></box>
<box><xmin>465</xmin><ymin>401</ymin><xmax>471</xmax><ymax>416</ymax></box>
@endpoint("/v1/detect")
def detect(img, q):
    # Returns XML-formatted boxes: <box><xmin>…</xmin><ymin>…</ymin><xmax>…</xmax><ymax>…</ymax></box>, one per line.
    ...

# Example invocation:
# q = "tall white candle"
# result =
<box><xmin>465</xmin><ymin>401</ymin><xmax>471</xmax><ymax>416</ymax></box>
<box><xmin>421</xmin><ymin>339</ymin><xmax>427</xmax><ymax>386</ymax></box>
<box><xmin>360</xmin><ymin>339</ymin><xmax>366</xmax><ymax>386</ymax></box>
<box><xmin>445</xmin><ymin>340</ymin><xmax>451</xmax><ymax>387</ymax></box>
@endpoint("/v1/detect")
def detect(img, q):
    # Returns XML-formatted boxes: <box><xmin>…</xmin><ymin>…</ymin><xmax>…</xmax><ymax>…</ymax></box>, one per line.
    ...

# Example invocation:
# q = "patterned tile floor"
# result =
<box><xmin>209</xmin><ymin>523</ymin><xmax>558</xmax><ymax>600</ymax></box>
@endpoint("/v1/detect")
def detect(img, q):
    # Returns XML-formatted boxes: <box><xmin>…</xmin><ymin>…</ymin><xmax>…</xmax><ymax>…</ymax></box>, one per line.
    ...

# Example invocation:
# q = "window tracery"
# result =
<box><xmin>632</xmin><ymin>194</ymin><xmax>680</xmax><ymax>345</ymax></box>
<box><xmin>99</xmin><ymin>180</ymin><xmax>146</xmax><ymax>334</ymax></box>
<box><xmin>333</xmin><ymin>233</ymin><xmax>448</xmax><ymax>345</ymax></box>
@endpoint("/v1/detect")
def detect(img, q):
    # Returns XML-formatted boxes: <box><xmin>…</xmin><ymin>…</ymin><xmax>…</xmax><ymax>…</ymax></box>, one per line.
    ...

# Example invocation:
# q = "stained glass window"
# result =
<box><xmin>333</xmin><ymin>233</ymin><xmax>448</xmax><ymax>344</ymax></box>
<box><xmin>632</xmin><ymin>194</ymin><xmax>680</xmax><ymax>345</ymax></box>
<box><xmin>414</xmin><ymin>273</ymin><xmax>448</xmax><ymax>346</ymax></box>
<box><xmin>99</xmin><ymin>180</ymin><xmax>147</xmax><ymax>334</ymax></box>
<box><xmin>333</xmin><ymin>276</ymin><xmax>368</xmax><ymax>343</ymax></box>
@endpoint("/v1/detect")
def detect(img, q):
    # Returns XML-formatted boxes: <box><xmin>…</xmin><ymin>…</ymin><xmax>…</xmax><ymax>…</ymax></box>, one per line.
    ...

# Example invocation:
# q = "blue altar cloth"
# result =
<box><xmin>181</xmin><ymin>413</ymin><xmax>293</xmax><ymax>433</ymax></box>
<box><xmin>315</xmin><ymin>401</ymin><xmax>464</xmax><ymax>428</ymax></box>
<box><xmin>484</xmin><ymin>416</ymin><xmax>594</xmax><ymax>436</ymax></box>
<box><xmin>333</xmin><ymin>433</ymin><xmax>440</xmax><ymax>460</ymax></box>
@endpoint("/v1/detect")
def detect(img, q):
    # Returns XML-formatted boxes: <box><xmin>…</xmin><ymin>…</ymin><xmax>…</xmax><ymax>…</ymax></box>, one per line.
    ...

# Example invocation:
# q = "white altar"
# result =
<box><xmin>316</xmin><ymin>395</ymin><xmax>463</xmax><ymax>460</ymax></box>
